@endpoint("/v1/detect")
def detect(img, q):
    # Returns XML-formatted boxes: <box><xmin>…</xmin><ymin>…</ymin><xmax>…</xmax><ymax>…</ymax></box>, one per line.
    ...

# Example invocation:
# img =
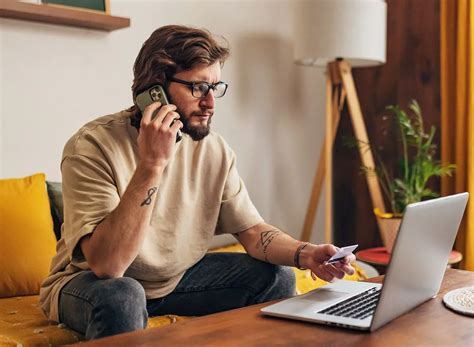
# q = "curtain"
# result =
<box><xmin>440</xmin><ymin>0</ymin><xmax>473</xmax><ymax>270</ymax></box>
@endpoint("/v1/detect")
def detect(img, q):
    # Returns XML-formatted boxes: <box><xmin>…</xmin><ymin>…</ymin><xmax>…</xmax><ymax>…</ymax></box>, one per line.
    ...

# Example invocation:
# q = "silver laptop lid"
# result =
<box><xmin>371</xmin><ymin>192</ymin><xmax>469</xmax><ymax>331</ymax></box>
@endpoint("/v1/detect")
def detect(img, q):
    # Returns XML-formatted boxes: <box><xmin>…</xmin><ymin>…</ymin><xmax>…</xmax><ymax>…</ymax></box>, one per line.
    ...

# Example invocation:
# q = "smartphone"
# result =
<box><xmin>135</xmin><ymin>84</ymin><xmax>182</xmax><ymax>142</ymax></box>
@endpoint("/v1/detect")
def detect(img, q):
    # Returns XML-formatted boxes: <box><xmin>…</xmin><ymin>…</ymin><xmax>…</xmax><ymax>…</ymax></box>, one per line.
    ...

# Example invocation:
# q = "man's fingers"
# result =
<box><xmin>334</xmin><ymin>261</ymin><xmax>355</xmax><ymax>275</ymax></box>
<box><xmin>326</xmin><ymin>264</ymin><xmax>345</xmax><ymax>279</ymax></box>
<box><xmin>141</xmin><ymin>101</ymin><xmax>162</xmax><ymax>125</ymax></box>
<box><xmin>142</xmin><ymin>103</ymin><xmax>177</xmax><ymax>127</ymax></box>
<box><xmin>161</xmin><ymin>111</ymin><xmax>180</xmax><ymax>129</ymax></box>
<box><xmin>323</xmin><ymin>244</ymin><xmax>339</xmax><ymax>261</ymax></box>
<box><xmin>152</xmin><ymin>104</ymin><xmax>178</xmax><ymax>125</ymax></box>
<box><xmin>332</xmin><ymin>255</ymin><xmax>356</xmax><ymax>276</ymax></box>
<box><xmin>170</xmin><ymin>119</ymin><xmax>183</xmax><ymax>132</ymax></box>
<box><xmin>313</xmin><ymin>266</ymin><xmax>336</xmax><ymax>282</ymax></box>
<box><xmin>341</xmin><ymin>264</ymin><xmax>355</xmax><ymax>275</ymax></box>
<box><xmin>345</xmin><ymin>254</ymin><xmax>356</xmax><ymax>264</ymax></box>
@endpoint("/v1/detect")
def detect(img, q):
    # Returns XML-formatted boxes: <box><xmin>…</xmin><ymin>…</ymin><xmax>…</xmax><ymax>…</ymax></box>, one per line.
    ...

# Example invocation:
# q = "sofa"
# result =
<box><xmin>0</xmin><ymin>173</ymin><xmax>367</xmax><ymax>346</ymax></box>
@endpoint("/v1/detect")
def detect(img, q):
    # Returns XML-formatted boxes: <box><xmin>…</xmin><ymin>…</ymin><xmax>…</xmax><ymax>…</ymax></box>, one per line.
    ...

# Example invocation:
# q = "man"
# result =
<box><xmin>39</xmin><ymin>25</ymin><xmax>356</xmax><ymax>340</ymax></box>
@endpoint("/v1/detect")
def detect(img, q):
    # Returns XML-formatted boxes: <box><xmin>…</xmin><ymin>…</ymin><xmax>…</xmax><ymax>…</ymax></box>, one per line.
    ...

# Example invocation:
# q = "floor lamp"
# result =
<box><xmin>294</xmin><ymin>0</ymin><xmax>388</xmax><ymax>243</ymax></box>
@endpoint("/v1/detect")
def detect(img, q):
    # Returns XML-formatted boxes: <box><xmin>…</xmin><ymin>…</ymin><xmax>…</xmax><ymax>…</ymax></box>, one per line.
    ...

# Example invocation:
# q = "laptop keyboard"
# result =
<box><xmin>318</xmin><ymin>287</ymin><xmax>381</xmax><ymax>320</ymax></box>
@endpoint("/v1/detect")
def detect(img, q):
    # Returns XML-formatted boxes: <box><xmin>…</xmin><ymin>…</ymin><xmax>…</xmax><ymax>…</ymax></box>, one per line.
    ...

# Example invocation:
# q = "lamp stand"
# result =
<box><xmin>300</xmin><ymin>59</ymin><xmax>386</xmax><ymax>243</ymax></box>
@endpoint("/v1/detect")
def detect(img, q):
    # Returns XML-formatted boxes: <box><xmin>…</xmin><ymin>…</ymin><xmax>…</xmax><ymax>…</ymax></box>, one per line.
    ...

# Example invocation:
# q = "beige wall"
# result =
<box><xmin>0</xmin><ymin>0</ymin><xmax>327</xmax><ymax>246</ymax></box>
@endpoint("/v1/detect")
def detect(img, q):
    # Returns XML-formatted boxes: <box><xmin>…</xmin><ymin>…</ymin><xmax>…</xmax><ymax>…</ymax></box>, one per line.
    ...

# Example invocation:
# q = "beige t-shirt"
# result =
<box><xmin>39</xmin><ymin>110</ymin><xmax>263</xmax><ymax>322</ymax></box>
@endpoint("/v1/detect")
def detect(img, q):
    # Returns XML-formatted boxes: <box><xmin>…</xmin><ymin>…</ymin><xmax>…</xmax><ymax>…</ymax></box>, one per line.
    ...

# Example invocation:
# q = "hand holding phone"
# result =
<box><xmin>135</xmin><ymin>85</ymin><xmax>183</xmax><ymax>142</ymax></box>
<box><xmin>326</xmin><ymin>244</ymin><xmax>358</xmax><ymax>264</ymax></box>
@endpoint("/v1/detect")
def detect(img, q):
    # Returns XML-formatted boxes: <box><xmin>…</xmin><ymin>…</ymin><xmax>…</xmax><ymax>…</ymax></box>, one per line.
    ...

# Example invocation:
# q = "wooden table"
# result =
<box><xmin>71</xmin><ymin>269</ymin><xmax>473</xmax><ymax>347</ymax></box>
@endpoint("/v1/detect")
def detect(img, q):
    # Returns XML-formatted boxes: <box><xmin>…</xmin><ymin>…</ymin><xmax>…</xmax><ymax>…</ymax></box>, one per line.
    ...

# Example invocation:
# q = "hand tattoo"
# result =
<box><xmin>141</xmin><ymin>187</ymin><xmax>157</xmax><ymax>206</ymax></box>
<box><xmin>256</xmin><ymin>229</ymin><xmax>282</xmax><ymax>262</ymax></box>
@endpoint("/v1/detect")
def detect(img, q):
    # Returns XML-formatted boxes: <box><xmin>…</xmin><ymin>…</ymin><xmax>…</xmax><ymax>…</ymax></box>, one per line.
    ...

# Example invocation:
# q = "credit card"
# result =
<box><xmin>326</xmin><ymin>244</ymin><xmax>358</xmax><ymax>264</ymax></box>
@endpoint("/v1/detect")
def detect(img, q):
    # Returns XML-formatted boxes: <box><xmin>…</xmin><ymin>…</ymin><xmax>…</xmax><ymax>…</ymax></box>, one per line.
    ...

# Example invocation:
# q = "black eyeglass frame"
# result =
<box><xmin>167</xmin><ymin>76</ymin><xmax>228</xmax><ymax>98</ymax></box>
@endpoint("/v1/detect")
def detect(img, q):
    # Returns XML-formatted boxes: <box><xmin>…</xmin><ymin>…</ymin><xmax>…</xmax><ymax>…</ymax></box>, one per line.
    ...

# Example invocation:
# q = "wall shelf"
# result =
<box><xmin>0</xmin><ymin>0</ymin><xmax>130</xmax><ymax>31</ymax></box>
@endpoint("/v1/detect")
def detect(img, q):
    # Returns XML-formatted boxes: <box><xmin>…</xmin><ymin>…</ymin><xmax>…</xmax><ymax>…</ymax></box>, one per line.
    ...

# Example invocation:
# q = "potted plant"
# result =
<box><xmin>347</xmin><ymin>100</ymin><xmax>456</xmax><ymax>252</ymax></box>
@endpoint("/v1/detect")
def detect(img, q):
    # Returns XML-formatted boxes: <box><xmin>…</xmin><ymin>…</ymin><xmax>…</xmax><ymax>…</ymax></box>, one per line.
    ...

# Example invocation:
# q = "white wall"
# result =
<box><xmin>0</xmin><ymin>0</ymin><xmax>327</xmax><ymax>245</ymax></box>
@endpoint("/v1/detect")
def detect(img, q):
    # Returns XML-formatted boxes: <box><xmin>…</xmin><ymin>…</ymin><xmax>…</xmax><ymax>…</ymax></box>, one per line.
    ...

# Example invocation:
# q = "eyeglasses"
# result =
<box><xmin>167</xmin><ymin>77</ymin><xmax>228</xmax><ymax>99</ymax></box>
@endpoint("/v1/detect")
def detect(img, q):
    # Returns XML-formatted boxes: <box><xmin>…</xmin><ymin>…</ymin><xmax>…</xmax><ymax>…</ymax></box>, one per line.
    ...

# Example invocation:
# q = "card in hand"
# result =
<box><xmin>326</xmin><ymin>244</ymin><xmax>358</xmax><ymax>264</ymax></box>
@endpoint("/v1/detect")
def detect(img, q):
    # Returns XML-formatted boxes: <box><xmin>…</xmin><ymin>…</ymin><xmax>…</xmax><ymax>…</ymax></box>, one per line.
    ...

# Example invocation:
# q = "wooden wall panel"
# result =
<box><xmin>333</xmin><ymin>0</ymin><xmax>441</xmax><ymax>248</ymax></box>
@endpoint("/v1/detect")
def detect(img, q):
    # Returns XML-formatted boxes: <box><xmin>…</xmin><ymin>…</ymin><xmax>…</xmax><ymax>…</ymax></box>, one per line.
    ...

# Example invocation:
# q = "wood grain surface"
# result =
<box><xmin>72</xmin><ymin>269</ymin><xmax>473</xmax><ymax>347</ymax></box>
<box><xmin>333</xmin><ymin>0</ymin><xmax>441</xmax><ymax>249</ymax></box>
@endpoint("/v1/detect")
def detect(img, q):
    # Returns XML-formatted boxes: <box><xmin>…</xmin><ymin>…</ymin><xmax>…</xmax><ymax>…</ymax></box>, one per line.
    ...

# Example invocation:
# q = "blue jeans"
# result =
<box><xmin>58</xmin><ymin>252</ymin><xmax>296</xmax><ymax>340</ymax></box>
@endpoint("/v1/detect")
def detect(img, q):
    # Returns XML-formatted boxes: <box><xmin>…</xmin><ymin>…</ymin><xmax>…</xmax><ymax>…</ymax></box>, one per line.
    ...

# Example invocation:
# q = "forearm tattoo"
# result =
<box><xmin>140</xmin><ymin>187</ymin><xmax>157</xmax><ymax>206</ymax></box>
<box><xmin>255</xmin><ymin>229</ymin><xmax>282</xmax><ymax>262</ymax></box>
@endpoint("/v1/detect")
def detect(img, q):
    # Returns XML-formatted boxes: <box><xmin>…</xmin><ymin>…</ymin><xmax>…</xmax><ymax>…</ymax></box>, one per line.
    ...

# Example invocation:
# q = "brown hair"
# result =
<box><xmin>131</xmin><ymin>25</ymin><xmax>230</xmax><ymax>102</ymax></box>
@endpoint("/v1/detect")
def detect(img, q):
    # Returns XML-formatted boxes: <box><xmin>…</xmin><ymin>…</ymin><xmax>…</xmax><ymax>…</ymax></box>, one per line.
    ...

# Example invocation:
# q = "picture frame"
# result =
<box><xmin>41</xmin><ymin>0</ymin><xmax>110</xmax><ymax>15</ymax></box>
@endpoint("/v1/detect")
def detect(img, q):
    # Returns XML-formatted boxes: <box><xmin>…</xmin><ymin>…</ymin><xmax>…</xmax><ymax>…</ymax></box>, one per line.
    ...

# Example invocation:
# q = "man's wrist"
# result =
<box><xmin>136</xmin><ymin>161</ymin><xmax>165</xmax><ymax>176</ymax></box>
<box><xmin>294</xmin><ymin>242</ymin><xmax>310</xmax><ymax>269</ymax></box>
<box><xmin>296</xmin><ymin>242</ymin><xmax>317</xmax><ymax>270</ymax></box>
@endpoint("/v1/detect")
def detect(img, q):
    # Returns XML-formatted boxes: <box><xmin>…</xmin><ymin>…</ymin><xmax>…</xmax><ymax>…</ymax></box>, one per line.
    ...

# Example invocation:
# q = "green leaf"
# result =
<box><xmin>344</xmin><ymin>99</ymin><xmax>456</xmax><ymax>213</ymax></box>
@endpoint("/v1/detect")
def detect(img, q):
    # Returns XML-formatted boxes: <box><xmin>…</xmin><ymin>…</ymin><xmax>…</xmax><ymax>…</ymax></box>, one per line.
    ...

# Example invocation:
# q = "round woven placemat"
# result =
<box><xmin>443</xmin><ymin>286</ymin><xmax>474</xmax><ymax>317</ymax></box>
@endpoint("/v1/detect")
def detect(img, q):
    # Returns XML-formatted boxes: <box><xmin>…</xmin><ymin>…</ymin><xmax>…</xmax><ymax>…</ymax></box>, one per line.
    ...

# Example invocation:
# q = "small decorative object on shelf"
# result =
<box><xmin>41</xmin><ymin>0</ymin><xmax>109</xmax><ymax>14</ymax></box>
<box><xmin>347</xmin><ymin>100</ymin><xmax>456</xmax><ymax>253</ymax></box>
<box><xmin>0</xmin><ymin>0</ymin><xmax>130</xmax><ymax>32</ymax></box>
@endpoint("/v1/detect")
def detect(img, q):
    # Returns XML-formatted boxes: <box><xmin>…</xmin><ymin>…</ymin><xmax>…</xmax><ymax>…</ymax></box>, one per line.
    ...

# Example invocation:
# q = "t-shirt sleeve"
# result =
<box><xmin>61</xmin><ymin>154</ymin><xmax>120</xmax><ymax>266</ymax></box>
<box><xmin>216</xmin><ymin>153</ymin><xmax>264</xmax><ymax>235</ymax></box>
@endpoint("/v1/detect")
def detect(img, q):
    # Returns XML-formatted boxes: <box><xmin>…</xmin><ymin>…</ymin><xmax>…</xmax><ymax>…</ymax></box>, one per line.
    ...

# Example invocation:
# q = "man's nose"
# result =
<box><xmin>199</xmin><ymin>89</ymin><xmax>215</xmax><ymax>109</ymax></box>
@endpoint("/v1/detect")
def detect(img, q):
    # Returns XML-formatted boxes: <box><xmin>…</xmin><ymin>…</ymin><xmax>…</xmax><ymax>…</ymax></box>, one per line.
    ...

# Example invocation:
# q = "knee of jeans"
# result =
<box><xmin>257</xmin><ymin>264</ymin><xmax>296</xmax><ymax>301</ymax></box>
<box><xmin>93</xmin><ymin>277</ymin><xmax>147</xmax><ymax>328</ymax></box>
<box><xmin>273</xmin><ymin>265</ymin><xmax>296</xmax><ymax>297</ymax></box>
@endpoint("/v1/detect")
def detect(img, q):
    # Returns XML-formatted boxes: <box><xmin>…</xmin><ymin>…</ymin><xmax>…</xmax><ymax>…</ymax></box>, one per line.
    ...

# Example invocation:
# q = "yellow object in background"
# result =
<box><xmin>441</xmin><ymin>0</ymin><xmax>474</xmax><ymax>271</ymax></box>
<box><xmin>0</xmin><ymin>173</ymin><xmax>57</xmax><ymax>297</ymax></box>
<box><xmin>374</xmin><ymin>208</ymin><xmax>394</xmax><ymax>219</ymax></box>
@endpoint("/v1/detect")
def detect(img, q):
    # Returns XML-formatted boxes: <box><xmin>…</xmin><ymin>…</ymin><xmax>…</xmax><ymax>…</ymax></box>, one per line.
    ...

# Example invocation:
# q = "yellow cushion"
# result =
<box><xmin>0</xmin><ymin>173</ymin><xmax>57</xmax><ymax>298</ymax></box>
<box><xmin>0</xmin><ymin>295</ymin><xmax>189</xmax><ymax>346</ymax></box>
<box><xmin>0</xmin><ymin>295</ymin><xmax>83</xmax><ymax>346</ymax></box>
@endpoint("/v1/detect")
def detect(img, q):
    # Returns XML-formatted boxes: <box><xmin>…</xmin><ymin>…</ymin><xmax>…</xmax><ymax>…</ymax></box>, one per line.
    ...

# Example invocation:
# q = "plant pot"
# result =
<box><xmin>374</xmin><ymin>209</ymin><xmax>403</xmax><ymax>253</ymax></box>
<box><xmin>377</xmin><ymin>217</ymin><xmax>402</xmax><ymax>253</ymax></box>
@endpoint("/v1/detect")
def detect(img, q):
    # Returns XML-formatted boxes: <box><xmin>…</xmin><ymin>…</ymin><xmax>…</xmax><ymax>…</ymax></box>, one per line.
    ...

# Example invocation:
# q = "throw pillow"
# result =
<box><xmin>46</xmin><ymin>181</ymin><xmax>63</xmax><ymax>240</ymax></box>
<box><xmin>0</xmin><ymin>173</ymin><xmax>57</xmax><ymax>297</ymax></box>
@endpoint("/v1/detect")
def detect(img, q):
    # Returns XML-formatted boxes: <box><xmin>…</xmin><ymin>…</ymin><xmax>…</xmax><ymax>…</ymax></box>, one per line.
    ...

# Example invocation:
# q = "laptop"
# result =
<box><xmin>261</xmin><ymin>192</ymin><xmax>469</xmax><ymax>332</ymax></box>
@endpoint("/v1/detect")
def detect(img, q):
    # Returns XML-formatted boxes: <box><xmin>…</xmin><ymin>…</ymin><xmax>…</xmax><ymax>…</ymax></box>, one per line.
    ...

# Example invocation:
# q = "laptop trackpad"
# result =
<box><xmin>302</xmin><ymin>289</ymin><xmax>350</xmax><ymax>303</ymax></box>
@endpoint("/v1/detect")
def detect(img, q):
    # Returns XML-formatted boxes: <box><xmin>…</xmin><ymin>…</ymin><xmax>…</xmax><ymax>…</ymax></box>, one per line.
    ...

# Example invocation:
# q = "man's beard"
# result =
<box><xmin>179</xmin><ymin>110</ymin><xmax>213</xmax><ymax>141</ymax></box>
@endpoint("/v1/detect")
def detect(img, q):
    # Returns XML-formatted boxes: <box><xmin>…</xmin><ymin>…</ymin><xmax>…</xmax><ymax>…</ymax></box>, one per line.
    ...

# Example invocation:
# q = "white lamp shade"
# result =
<box><xmin>294</xmin><ymin>0</ymin><xmax>387</xmax><ymax>67</ymax></box>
